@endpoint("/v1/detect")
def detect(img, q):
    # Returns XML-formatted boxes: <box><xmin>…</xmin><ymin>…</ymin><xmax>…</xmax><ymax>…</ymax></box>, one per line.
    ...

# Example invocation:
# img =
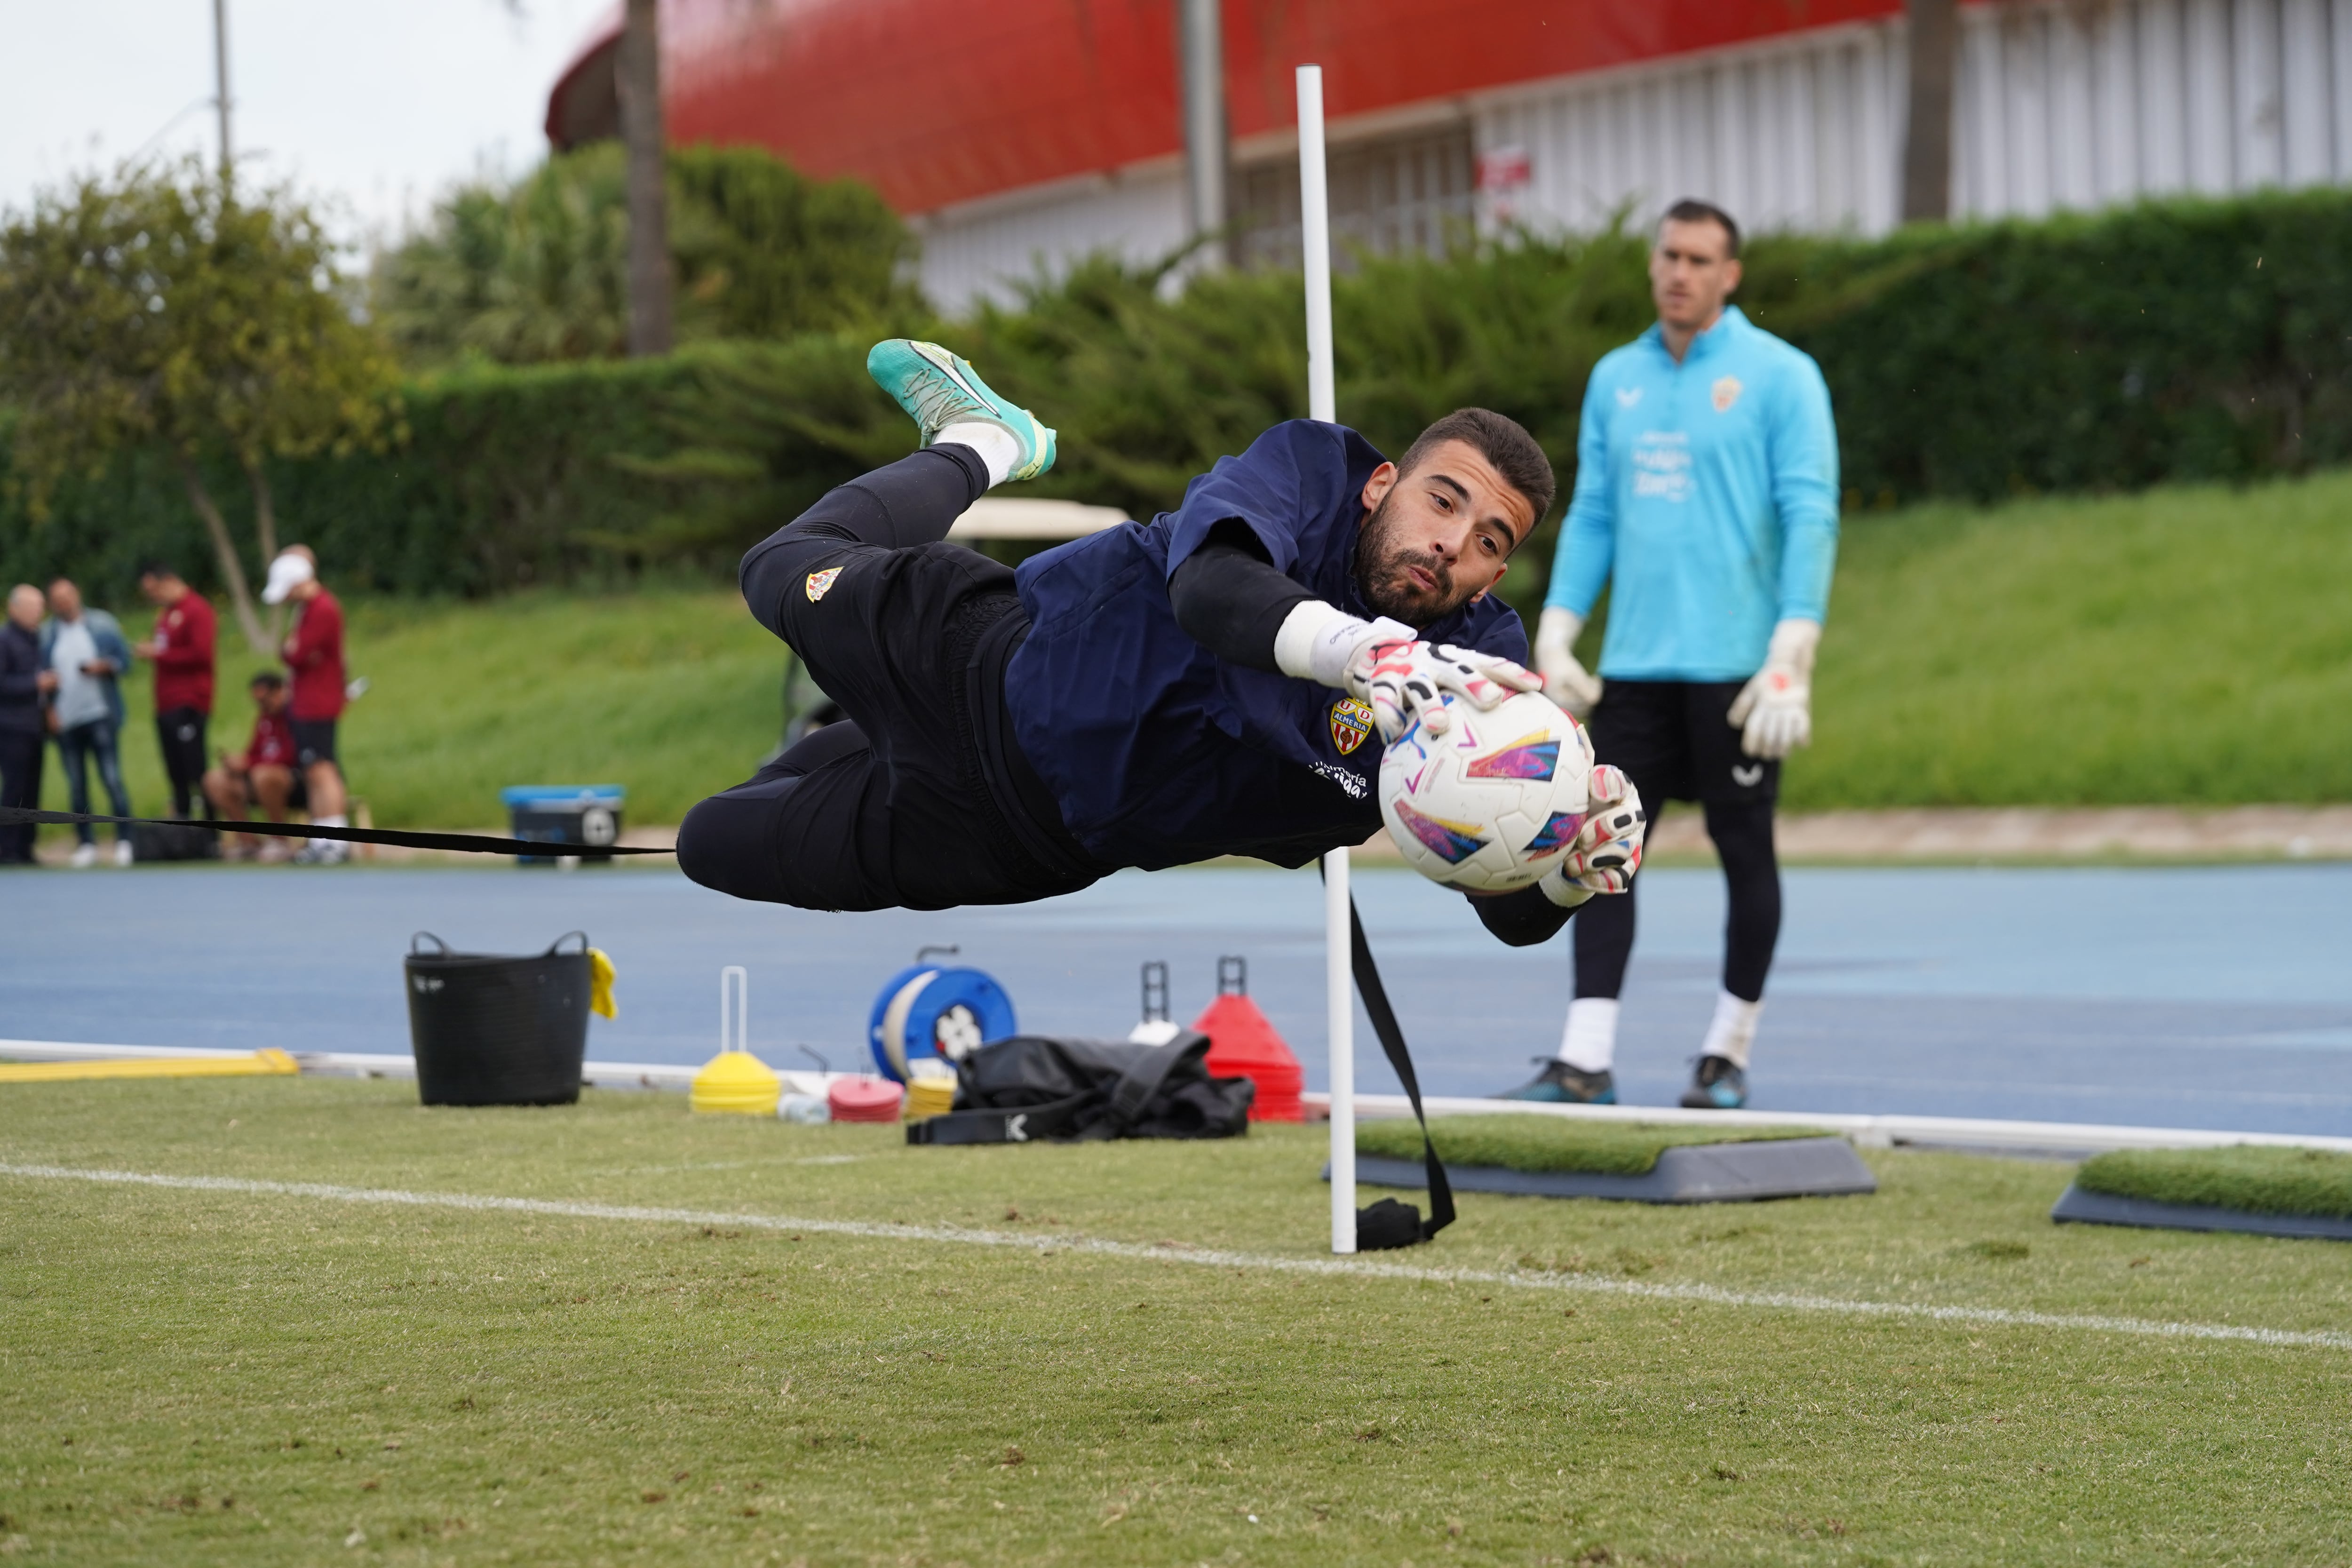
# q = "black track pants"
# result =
<box><xmin>676</xmin><ymin>448</ymin><xmax>1098</xmax><ymax>913</ymax></box>
<box><xmin>157</xmin><ymin>707</ymin><xmax>208</xmax><ymax>818</ymax></box>
<box><xmin>1572</xmin><ymin>679</ymin><xmax>1783</xmax><ymax>1003</ymax></box>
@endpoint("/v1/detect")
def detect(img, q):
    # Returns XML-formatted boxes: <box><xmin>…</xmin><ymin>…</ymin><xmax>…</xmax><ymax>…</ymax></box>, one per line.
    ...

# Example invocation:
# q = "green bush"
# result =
<box><xmin>371</xmin><ymin>143</ymin><xmax>919</xmax><ymax>367</ymax></box>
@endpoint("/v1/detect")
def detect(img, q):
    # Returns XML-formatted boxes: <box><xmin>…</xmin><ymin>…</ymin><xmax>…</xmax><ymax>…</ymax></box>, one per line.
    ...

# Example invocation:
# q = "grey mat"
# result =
<box><xmin>1330</xmin><ymin>1135</ymin><xmax>1876</xmax><ymax>1204</ymax></box>
<box><xmin>2049</xmin><ymin>1184</ymin><xmax>2352</xmax><ymax>1241</ymax></box>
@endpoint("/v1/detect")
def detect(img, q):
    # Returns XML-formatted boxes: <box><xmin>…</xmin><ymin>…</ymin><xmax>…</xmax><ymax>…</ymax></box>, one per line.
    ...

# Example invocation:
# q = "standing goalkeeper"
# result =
<box><xmin>1500</xmin><ymin>199</ymin><xmax>1838</xmax><ymax>1111</ymax></box>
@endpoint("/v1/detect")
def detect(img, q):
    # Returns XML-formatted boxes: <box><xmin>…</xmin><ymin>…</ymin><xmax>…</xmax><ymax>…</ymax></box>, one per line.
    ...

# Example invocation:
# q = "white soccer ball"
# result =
<box><xmin>1377</xmin><ymin>690</ymin><xmax>1595</xmax><ymax>892</ymax></box>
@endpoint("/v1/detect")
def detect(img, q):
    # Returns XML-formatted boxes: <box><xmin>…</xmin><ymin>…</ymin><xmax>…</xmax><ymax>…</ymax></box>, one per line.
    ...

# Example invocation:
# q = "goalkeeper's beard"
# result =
<box><xmin>1354</xmin><ymin>492</ymin><xmax>1461</xmax><ymax>625</ymax></box>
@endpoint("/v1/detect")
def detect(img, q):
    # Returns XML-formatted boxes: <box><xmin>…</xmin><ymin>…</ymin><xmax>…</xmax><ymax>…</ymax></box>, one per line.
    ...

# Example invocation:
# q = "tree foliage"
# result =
<box><xmin>0</xmin><ymin>157</ymin><xmax>398</xmax><ymax>648</ymax></box>
<box><xmin>372</xmin><ymin>144</ymin><xmax>919</xmax><ymax>369</ymax></box>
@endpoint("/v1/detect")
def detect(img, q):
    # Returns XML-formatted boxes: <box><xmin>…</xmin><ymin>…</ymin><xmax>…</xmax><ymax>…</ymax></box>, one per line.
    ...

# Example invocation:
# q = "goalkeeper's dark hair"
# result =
<box><xmin>1398</xmin><ymin>408</ymin><xmax>1556</xmax><ymax>539</ymax></box>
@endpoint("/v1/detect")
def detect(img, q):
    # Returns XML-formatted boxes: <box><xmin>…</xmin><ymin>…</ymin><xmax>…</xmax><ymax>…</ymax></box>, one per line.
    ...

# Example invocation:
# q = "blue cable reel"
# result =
<box><xmin>867</xmin><ymin>946</ymin><xmax>1017</xmax><ymax>1083</ymax></box>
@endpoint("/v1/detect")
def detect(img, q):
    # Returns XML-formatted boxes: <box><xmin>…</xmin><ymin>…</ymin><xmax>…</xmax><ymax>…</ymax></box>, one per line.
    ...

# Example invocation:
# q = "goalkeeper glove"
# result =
<box><xmin>1534</xmin><ymin>606</ymin><xmax>1602</xmax><ymax>717</ymax></box>
<box><xmin>1534</xmin><ymin>764</ymin><xmax>1645</xmax><ymax>906</ymax></box>
<box><xmin>1726</xmin><ymin>618</ymin><xmax>1820</xmax><ymax>760</ymax></box>
<box><xmin>1275</xmin><ymin>601</ymin><xmax>1539</xmax><ymax>742</ymax></box>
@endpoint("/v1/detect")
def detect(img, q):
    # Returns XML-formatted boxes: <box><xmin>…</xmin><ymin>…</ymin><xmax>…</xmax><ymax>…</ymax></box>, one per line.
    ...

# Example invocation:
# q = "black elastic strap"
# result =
<box><xmin>0</xmin><ymin>808</ymin><xmax>667</xmax><ymax>858</ymax></box>
<box><xmin>905</xmin><ymin>1091</ymin><xmax>1090</xmax><ymax>1146</ymax></box>
<box><xmin>1346</xmin><ymin>893</ymin><xmax>1455</xmax><ymax>1244</ymax></box>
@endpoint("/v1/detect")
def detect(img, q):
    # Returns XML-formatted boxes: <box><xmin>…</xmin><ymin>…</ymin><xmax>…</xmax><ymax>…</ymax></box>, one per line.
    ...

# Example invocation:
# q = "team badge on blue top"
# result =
<box><xmin>804</xmin><ymin>566</ymin><xmax>842</xmax><ymax>602</ymax></box>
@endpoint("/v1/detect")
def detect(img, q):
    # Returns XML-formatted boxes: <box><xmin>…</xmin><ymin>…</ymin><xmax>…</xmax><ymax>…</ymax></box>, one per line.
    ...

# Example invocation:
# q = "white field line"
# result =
<box><xmin>5</xmin><ymin>1162</ymin><xmax>2348</xmax><ymax>1352</ymax></box>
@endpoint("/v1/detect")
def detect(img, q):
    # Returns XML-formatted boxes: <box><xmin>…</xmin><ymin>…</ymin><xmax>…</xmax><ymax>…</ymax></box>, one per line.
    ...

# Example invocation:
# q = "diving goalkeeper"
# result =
<box><xmin>677</xmin><ymin>340</ymin><xmax>1645</xmax><ymax>941</ymax></box>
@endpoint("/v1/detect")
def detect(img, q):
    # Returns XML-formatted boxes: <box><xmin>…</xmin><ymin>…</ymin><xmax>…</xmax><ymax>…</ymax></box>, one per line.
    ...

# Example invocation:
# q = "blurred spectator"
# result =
<box><xmin>262</xmin><ymin>546</ymin><xmax>350</xmax><ymax>865</ymax></box>
<box><xmin>0</xmin><ymin>584</ymin><xmax>48</xmax><ymax>866</ymax></box>
<box><xmin>203</xmin><ymin>671</ymin><xmax>302</xmax><ymax>861</ymax></box>
<box><xmin>41</xmin><ymin>577</ymin><xmax>135</xmax><ymax>868</ymax></box>
<box><xmin>134</xmin><ymin>561</ymin><xmax>217</xmax><ymax>819</ymax></box>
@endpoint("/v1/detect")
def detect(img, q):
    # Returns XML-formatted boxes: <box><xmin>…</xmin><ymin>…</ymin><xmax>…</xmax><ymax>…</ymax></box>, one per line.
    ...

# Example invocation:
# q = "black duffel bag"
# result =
<box><xmin>906</xmin><ymin>1029</ymin><xmax>1253</xmax><ymax>1146</ymax></box>
<box><xmin>129</xmin><ymin>820</ymin><xmax>220</xmax><ymax>861</ymax></box>
<box><xmin>404</xmin><ymin>931</ymin><xmax>591</xmax><ymax>1107</ymax></box>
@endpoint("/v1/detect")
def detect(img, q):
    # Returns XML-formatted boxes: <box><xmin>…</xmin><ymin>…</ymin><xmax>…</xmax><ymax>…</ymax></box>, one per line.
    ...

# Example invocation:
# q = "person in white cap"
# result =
<box><xmin>262</xmin><ymin>547</ymin><xmax>351</xmax><ymax>865</ymax></box>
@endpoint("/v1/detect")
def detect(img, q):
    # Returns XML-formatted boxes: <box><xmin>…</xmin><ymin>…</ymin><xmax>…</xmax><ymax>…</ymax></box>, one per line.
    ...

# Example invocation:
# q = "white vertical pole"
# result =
<box><xmin>1297</xmin><ymin>66</ymin><xmax>1337</xmax><ymax>424</ymax></box>
<box><xmin>1298</xmin><ymin>63</ymin><xmax>1354</xmax><ymax>1256</ymax></box>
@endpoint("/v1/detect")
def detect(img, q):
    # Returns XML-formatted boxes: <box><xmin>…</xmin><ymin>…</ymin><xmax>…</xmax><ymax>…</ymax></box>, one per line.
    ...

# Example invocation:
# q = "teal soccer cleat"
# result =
<box><xmin>865</xmin><ymin>339</ymin><xmax>1057</xmax><ymax>482</ymax></box>
<box><xmin>1679</xmin><ymin>1055</ymin><xmax>1748</xmax><ymax>1109</ymax></box>
<box><xmin>1493</xmin><ymin>1058</ymin><xmax>1617</xmax><ymax>1105</ymax></box>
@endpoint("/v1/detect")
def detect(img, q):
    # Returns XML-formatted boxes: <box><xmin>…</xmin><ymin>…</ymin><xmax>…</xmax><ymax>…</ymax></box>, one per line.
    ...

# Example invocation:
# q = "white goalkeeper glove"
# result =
<box><xmin>1534</xmin><ymin>606</ymin><xmax>1602</xmax><ymax>718</ymax></box>
<box><xmin>1275</xmin><ymin>601</ymin><xmax>1539</xmax><ymax>742</ymax></box>
<box><xmin>1726</xmin><ymin>618</ymin><xmax>1820</xmax><ymax>760</ymax></box>
<box><xmin>1535</xmin><ymin>764</ymin><xmax>1646</xmax><ymax>907</ymax></box>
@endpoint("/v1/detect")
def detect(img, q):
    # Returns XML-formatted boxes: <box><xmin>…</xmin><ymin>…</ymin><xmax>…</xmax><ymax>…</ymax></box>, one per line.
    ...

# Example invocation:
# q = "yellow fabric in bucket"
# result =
<box><xmin>691</xmin><ymin>1051</ymin><xmax>781</xmax><ymax>1115</ymax></box>
<box><xmin>0</xmin><ymin>1048</ymin><xmax>299</xmax><ymax>1084</ymax></box>
<box><xmin>588</xmin><ymin>949</ymin><xmax>619</xmax><ymax>1019</ymax></box>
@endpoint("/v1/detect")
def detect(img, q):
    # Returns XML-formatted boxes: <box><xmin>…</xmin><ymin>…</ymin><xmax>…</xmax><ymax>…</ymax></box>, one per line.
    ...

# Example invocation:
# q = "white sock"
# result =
<box><xmin>310</xmin><ymin>813</ymin><xmax>348</xmax><ymax>853</ymax></box>
<box><xmin>1556</xmin><ymin>997</ymin><xmax>1619</xmax><ymax>1074</ymax></box>
<box><xmin>936</xmin><ymin>421</ymin><xmax>1018</xmax><ymax>488</ymax></box>
<box><xmin>1700</xmin><ymin>990</ymin><xmax>1764</xmax><ymax>1069</ymax></box>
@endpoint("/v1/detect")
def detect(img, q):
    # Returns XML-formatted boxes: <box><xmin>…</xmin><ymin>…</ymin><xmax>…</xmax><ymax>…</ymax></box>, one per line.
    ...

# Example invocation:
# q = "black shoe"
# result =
<box><xmin>1678</xmin><ymin>1055</ymin><xmax>1747</xmax><ymax>1110</ymax></box>
<box><xmin>1494</xmin><ymin>1058</ymin><xmax>1617</xmax><ymax>1104</ymax></box>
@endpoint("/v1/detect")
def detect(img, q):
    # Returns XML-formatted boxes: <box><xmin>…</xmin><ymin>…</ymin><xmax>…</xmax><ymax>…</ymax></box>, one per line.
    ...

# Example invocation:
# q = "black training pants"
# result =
<box><xmin>157</xmin><ymin>707</ymin><xmax>208</xmax><ymax>818</ymax></box>
<box><xmin>676</xmin><ymin>448</ymin><xmax>1098</xmax><ymax>913</ymax></box>
<box><xmin>1573</xmin><ymin>679</ymin><xmax>1781</xmax><ymax>1004</ymax></box>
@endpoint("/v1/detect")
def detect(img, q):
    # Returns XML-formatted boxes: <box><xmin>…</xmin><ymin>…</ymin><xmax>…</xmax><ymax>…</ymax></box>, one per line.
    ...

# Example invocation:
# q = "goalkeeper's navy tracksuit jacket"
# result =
<box><xmin>1006</xmin><ymin>420</ymin><xmax>1526</xmax><ymax>872</ymax></box>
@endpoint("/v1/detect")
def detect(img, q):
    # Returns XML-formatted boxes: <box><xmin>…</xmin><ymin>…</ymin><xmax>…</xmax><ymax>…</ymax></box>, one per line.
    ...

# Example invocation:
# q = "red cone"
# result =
<box><xmin>1192</xmin><ymin>991</ymin><xmax>1303</xmax><ymax>1122</ymax></box>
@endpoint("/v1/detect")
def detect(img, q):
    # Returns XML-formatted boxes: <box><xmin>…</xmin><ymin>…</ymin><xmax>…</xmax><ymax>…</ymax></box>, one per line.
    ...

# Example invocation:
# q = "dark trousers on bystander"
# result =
<box><xmin>55</xmin><ymin>720</ymin><xmax>132</xmax><ymax>846</ymax></box>
<box><xmin>0</xmin><ymin>728</ymin><xmax>40</xmax><ymax>863</ymax></box>
<box><xmin>156</xmin><ymin>707</ymin><xmax>208</xmax><ymax>818</ymax></box>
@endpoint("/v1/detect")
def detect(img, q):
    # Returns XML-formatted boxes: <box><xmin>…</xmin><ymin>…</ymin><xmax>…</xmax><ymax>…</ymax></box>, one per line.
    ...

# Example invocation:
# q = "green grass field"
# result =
<box><xmin>1357</xmin><ymin>1115</ymin><xmax>1820</xmax><ymax>1176</ymax></box>
<box><xmin>6</xmin><ymin>1076</ymin><xmax>2352</xmax><ymax>1565</ymax></box>
<box><xmin>42</xmin><ymin>465</ymin><xmax>2352</xmax><ymax>829</ymax></box>
<box><xmin>2078</xmin><ymin>1145</ymin><xmax>2352</xmax><ymax>1220</ymax></box>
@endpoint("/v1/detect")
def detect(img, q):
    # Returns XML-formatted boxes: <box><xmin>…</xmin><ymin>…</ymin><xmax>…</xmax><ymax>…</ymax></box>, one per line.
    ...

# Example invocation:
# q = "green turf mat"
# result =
<box><xmin>2074</xmin><ymin>1144</ymin><xmax>2352</xmax><ymax>1220</ymax></box>
<box><xmin>1355</xmin><ymin>1114</ymin><xmax>1824</xmax><ymax>1177</ymax></box>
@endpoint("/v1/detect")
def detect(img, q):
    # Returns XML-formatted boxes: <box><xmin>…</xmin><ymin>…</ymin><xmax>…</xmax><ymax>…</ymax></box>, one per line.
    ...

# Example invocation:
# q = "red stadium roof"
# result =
<box><xmin>549</xmin><ymin>0</ymin><xmax>1904</xmax><ymax>215</ymax></box>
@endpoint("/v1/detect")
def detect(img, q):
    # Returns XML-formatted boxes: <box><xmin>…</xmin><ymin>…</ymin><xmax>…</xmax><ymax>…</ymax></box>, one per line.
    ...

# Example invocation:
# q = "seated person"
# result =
<box><xmin>203</xmin><ymin>672</ymin><xmax>305</xmax><ymax>860</ymax></box>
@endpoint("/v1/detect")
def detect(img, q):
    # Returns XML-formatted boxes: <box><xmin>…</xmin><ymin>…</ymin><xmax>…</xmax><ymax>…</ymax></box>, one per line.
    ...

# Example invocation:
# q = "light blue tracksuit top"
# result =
<box><xmin>1544</xmin><ymin>305</ymin><xmax>1840</xmax><ymax>682</ymax></box>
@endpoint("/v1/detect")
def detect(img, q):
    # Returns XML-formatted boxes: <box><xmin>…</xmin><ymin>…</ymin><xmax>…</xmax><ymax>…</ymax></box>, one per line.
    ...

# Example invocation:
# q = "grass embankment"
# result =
<box><xmin>6</xmin><ymin>1076</ymin><xmax>2352</xmax><ymax>1565</ymax></box>
<box><xmin>1357</xmin><ymin>1114</ymin><xmax>1820</xmax><ymax>1176</ymax></box>
<box><xmin>41</xmin><ymin>587</ymin><xmax>780</xmax><ymax>831</ymax></box>
<box><xmin>2077</xmin><ymin>1145</ymin><xmax>2352</xmax><ymax>1220</ymax></box>
<box><xmin>48</xmin><ymin>465</ymin><xmax>2352</xmax><ymax>829</ymax></box>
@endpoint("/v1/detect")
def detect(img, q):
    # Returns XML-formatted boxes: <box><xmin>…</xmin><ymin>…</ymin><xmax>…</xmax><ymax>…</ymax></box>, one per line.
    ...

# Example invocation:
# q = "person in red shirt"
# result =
<box><xmin>201</xmin><ymin>671</ymin><xmax>303</xmax><ymax>860</ymax></box>
<box><xmin>261</xmin><ymin>546</ymin><xmax>350</xmax><ymax>864</ymax></box>
<box><xmin>132</xmin><ymin>562</ymin><xmax>218</xmax><ymax>819</ymax></box>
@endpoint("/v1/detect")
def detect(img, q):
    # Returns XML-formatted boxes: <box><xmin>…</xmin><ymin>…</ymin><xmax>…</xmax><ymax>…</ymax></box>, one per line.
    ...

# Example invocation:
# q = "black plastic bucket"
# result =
<box><xmin>405</xmin><ymin>931</ymin><xmax>591</xmax><ymax>1106</ymax></box>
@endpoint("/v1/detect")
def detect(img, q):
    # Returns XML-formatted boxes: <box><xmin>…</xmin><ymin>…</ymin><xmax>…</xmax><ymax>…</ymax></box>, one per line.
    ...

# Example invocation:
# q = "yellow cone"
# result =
<box><xmin>691</xmin><ymin>1050</ymin><xmax>781</xmax><ymax>1115</ymax></box>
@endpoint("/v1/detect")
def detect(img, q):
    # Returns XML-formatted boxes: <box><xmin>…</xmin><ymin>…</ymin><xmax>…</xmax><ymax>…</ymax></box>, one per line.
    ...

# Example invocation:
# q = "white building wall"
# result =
<box><xmin>914</xmin><ymin>0</ymin><xmax>2352</xmax><ymax>314</ymax></box>
<box><xmin>913</xmin><ymin>161</ymin><xmax>1186</xmax><ymax>314</ymax></box>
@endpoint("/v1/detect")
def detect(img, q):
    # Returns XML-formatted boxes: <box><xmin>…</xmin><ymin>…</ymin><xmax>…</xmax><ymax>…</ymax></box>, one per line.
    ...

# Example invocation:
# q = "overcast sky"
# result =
<box><xmin>0</xmin><ymin>0</ymin><xmax>613</xmax><ymax>250</ymax></box>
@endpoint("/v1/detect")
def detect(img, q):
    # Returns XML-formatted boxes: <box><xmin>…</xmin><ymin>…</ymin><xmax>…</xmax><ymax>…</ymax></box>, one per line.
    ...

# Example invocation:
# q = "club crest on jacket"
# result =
<box><xmin>1711</xmin><ymin>375</ymin><xmax>1743</xmax><ymax>413</ymax></box>
<box><xmin>804</xmin><ymin>566</ymin><xmax>843</xmax><ymax>602</ymax></box>
<box><xmin>1328</xmin><ymin>697</ymin><xmax>1375</xmax><ymax>755</ymax></box>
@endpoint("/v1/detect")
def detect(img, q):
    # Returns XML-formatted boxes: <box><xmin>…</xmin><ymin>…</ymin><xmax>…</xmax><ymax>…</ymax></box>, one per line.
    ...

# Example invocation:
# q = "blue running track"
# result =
<box><xmin>6</xmin><ymin>862</ymin><xmax>2348</xmax><ymax>1136</ymax></box>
